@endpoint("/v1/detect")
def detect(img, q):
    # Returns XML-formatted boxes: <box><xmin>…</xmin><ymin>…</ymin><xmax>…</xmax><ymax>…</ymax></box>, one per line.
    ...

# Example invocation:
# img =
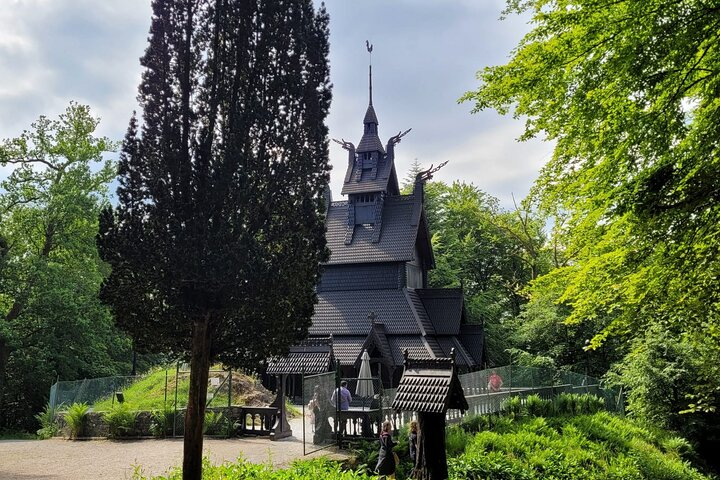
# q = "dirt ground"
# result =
<box><xmin>0</xmin><ymin>418</ymin><xmax>345</xmax><ymax>480</ymax></box>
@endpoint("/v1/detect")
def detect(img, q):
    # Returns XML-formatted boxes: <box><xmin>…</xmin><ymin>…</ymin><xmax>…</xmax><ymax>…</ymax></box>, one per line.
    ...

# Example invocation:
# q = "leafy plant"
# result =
<box><xmin>525</xmin><ymin>394</ymin><xmax>553</xmax><ymax>417</ymax></box>
<box><xmin>150</xmin><ymin>404</ymin><xmax>175</xmax><ymax>438</ymax></box>
<box><xmin>35</xmin><ymin>403</ymin><xmax>59</xmax><ymax>439</ymax></box>
<box><xmin>64</xmin><ymin>403</ymin><xmax>89</xmax><ymax>439</ymax></box>
<box><xmin>445</xmin><ymin>425</ymin><xmax>470</xmax><ymax>457</ymax></box>
<box><xmin>104</xmin><ymin>403</ymin><xmax>138</xmax><ymax>438</ymax></box>
<box><xmin>203</xmin><ymin>411</ymin><xmax>226</xmax><ymax>436</ymax></box>
<box><xmin>501</xmin><ymin>395</ymin><xmax>524</xmax><ymax>417</ymax></box>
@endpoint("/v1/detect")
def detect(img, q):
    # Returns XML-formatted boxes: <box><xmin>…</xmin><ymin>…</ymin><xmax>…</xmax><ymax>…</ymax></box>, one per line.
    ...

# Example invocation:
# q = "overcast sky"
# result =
<box><xmin>0</xmin><ymin>0</ymin><xmax>553</xmax><ymax>208</ymax></box>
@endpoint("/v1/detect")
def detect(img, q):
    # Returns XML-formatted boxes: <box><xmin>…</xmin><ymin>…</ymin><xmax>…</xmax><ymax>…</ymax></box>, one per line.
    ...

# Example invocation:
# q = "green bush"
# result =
<box><xmin>203</xmin><ymin>410</ymin><xmax>227</xmax><ymax>436</ymax></box>
<box><xmin>446</xmin><ymin>425</ymin><xmax>470</xmax><ymax>457</ymax></box>
<box><xmin>451</xmin><ymin>412</ymin><xmax>711</xmax><ymax>480</ymax></box>
<box><xmin>150</xmin><ymin>404</ymin><xmax>176</xmax><ymax>438</ymax></box>
<box><xmin>64</xmin><ymin>403</ymin><xmax>89</xmax><ymax>439</ymax></box>
<box><xmin>501</xmin><ymin>395</ymin><xmax>524</xmax><ymax>417</ymax></box>
<box><xmin>104</xmin><ymin>403</ymin><xmax>138</xmax><ymax>438</ymax></box>
<box><xmin>662</xmin><ymin>436</ymin><xmax>695</xmax><ymax>461</ymax></box>
<box><xmin>525</xmin><ymin>394</ymin><xmax>553</xmax><ymax>417</ymax></box>
<box><xmin>34</xmin><ymin>403</ymin><xmax>59</xmax><ymax>439</ymax></box>
<box><xmin>133</xmin><ymin>457</ymin><xmax>374</xmax><ymax>479</ymax></box>
<box><xmin>460</xmin><ymin>413</ymin><xmax>488</xmax><ymax>433</ymax></box>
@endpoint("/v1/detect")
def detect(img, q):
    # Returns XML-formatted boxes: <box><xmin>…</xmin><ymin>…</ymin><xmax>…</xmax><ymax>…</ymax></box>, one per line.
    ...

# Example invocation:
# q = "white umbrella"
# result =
<box><xmin>356</xmin><ymin>350</ymin><xmax>374</xmax><ymax>397</ymax></box>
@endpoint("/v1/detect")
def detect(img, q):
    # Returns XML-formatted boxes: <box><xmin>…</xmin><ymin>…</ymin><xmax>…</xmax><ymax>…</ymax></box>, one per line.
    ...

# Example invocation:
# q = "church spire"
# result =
<box><xmin>367</xmin><ymin>40</ymin><xmax>373</xmax><ymax>106</ymax></box>
<box><xmin>358</xmin><ymin>40</ymin><xmax>383</xmax><ymax>153</ymax></box>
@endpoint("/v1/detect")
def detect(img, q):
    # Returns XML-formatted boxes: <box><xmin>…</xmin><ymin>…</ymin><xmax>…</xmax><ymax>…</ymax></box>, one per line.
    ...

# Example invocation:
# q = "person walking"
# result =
<box><xmin>408</xmin><ymin>420</ymin><xmax>418</xmax><ymax>465</ymax></box>
<box><xmin>376</xmin><ymin>420</ymin><xmax>397</xmax><ymax>479</ymax></box>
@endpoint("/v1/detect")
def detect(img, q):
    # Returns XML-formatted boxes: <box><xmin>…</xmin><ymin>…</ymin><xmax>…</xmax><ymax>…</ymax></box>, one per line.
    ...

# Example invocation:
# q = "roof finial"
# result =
<box><xmin>366</xmin><ymin>40</ymin><xmax>373</xmax><ymax>106</ymax></box>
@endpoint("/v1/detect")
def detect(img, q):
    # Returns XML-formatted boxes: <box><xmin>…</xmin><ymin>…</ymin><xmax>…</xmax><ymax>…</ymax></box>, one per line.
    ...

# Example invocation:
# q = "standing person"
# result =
<box><xmin>331</xmin><ymin>380</ymin><xmax>352</xmax><ymax>410</ymax></box>
<box><xmin>488</xmin><ymin>370</ymin><xmax>504</xmax><ymax>392</ymax></box>
<box><xmin>376</xmin><ymin>420</ymin><xmax>397</xmax><ymax>479</ymax></box>
<box><xmin>408</xmin><ymin>420</ymin><xmax>418</xmax><ymax>465</ymax></box>
<box><xmin>331</xmin><ymin>380</ymin><xmax>352</xmax><ymax>435</ymax></box>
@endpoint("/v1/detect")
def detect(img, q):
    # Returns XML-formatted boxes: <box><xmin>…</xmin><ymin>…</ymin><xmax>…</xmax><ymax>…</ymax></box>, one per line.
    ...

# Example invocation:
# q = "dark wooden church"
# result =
<box><xmin>295</xmin><ymin>64</ymin><xmax>485</xmax><ymax>387</ymax></box>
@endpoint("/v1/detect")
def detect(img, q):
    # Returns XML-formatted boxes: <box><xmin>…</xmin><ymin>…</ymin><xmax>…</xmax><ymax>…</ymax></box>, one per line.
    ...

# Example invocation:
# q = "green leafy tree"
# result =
<box><xmin>463</xmin><ymin>0</ymin><xmax>720</xmax><ymax>450</ymax></box>
<box><xmin>422</xmin><ymin>181</ymin><xmax>550</xmax><ymax>364</ymax></box>
<box><xmin>0</xmin><ymin>103</ymin><xmax>130</xmax><ymax>430</ymax></box>
<box><xmin>97</xmin><ymin>1</ymin><xmax>331</xmax><ymax>478</ymax></box>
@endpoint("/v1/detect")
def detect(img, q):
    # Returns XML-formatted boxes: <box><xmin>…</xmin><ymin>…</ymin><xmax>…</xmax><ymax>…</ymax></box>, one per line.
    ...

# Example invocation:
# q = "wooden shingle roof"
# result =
<box><xmin>391</xmin><ymin>350</ymin><xmax>468</xmax><ymax>414</ymax></box>
<box><xmin>267</xmin><ymin>337</ymin><xmax>335</xmax><ymax>375</ymax></box>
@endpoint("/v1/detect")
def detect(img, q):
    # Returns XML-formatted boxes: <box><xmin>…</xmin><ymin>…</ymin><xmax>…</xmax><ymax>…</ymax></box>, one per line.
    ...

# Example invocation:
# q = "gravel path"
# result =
<box><xmin>0</xmin><ymin>419</ymin><xmax>345</xmax><ymax>480</ymax></box>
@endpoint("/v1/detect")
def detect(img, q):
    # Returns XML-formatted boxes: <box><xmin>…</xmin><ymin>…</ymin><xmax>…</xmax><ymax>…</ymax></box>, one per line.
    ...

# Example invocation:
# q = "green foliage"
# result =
<box><xmin>0</xmin><ymin>103</ymin><xmax>129</xmax><ymax>431</ymax></box>
<box><xmin>104</xmin><ymin>403</ymin><xmax>138</xmax><ymax>438</ymax></box>
<box><xmin>34</xmin><ymin>403</ymin><xmax>58</xmax><ymax>439</ymax></box>
<box><xmin>445</xmin><ymin>425</ymin><xmax>471</xmax><ymax>457</ymax></box>
<box><xmin>464</xmin><ymin>0</ymin><xmax>720</xmax><ymax>452</ymax></box>
<box><xmin>203</xmin><ymin>411</ymin><xmax>226</xmax><ymax>436</ymax></box>
<box><xmin>98</xmin><ymin>3</ymin><xmax>333</xmax><ymax>475</ymax></box>
<box><xmin>501</xmin><ymin>395</ymin><xmax>524</xmax><ymax>417</ymax></box>
<box><xmin>149</xmin><ymin>404</ymin><xmax>175</xmax><ymax>438</ymax></box>
<box><xmin>423</xmin><ymin>180</ymin><xmax>552</xmax><ymax>363</ymax></box>
<box><xmin>525</xmin><ymin>394</ymin><xmax>553</xmax><ymax>417</ymax></box>
<box><xmin>132</xmin><ymin>457</ymin><xmax>373</xmax><ymax>480</ymax></box>
<box><xmin>450</xmin><ymin>412</ymin><xmax>710</xmax><ymax>480</ymax></box>
<box><xmin>64</xmin><ymin>402</ymin><xmax>89</xmax><ymax>439</ymax></box>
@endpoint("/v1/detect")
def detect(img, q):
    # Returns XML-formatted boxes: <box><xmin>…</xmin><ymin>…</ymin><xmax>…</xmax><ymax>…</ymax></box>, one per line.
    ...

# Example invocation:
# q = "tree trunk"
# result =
<box><xmin>183</xmin><ymin>313</ymin><xmax>212</xmax><ymax>480</ymax></box>
<box><xmin>412</xmin><ymin>412</ymin><xmax>448</xmax><ymax>480</ymax></box>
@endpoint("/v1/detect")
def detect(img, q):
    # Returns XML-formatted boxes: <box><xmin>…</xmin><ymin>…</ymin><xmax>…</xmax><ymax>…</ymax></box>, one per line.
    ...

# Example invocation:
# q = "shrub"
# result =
<box><xmin>132</xmin><ymin>457</ymin><xmax>375</xmax><ymax>480</ymax></box>
<box><xmin>64</xmin><ymin>403</ymin><xmax>89</xmax><ymax>439</ymax></box>
<box><xmin>460</xmin><ymin>414</ymin><xmax>488</xmax><ymax>433</ymax></box>
<box><xmin>35</xmin><ymin>403</ymin><xmax>59</xmax><ymax>439</ymax></box>
<box><xmin>203</xmin><ymin>410</ymin><xmax>227</xmax><ymax>436</ymax></box>
<box><xmin>501</xmin><ymin>395</ymin><xmax>524</xmax><ymax>417</ymax></box>
<box><xmin>150</xmin><ymin>404</ymin><xmax>176</xmax><ymax>438</ymax></box>
<box><xmin>525</xmin><ymin>394</ymin><xmax>553</xmax><ymax>417</ymax></box>
<box><xmin>662</xmin><ymin>436</ymin><xmax>695</xmax><ymax>461</ymax></box>
<box><xmin>104</xmin><ymin>403</ymin><xmax>138</xmax><ymax>438</ymax></box>
<box><xmin>445</xmin><ymin>425</ymin><xmax>470</xmax><ymax>457</ymax></box>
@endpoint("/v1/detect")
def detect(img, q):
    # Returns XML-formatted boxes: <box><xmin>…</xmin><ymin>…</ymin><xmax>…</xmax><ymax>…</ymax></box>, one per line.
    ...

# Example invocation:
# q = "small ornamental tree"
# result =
<box><xmin>97</xmin><ymin>1</ymin><xmax>331</xmax><ymax>479</ymax></box>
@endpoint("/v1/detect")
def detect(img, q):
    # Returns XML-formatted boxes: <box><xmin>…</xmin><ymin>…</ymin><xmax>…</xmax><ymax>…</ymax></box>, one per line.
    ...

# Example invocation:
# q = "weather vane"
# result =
<box><xmin>366</xmin><ymin>40</ymin><xmax>374</xmax><ymax>106</ymax></box>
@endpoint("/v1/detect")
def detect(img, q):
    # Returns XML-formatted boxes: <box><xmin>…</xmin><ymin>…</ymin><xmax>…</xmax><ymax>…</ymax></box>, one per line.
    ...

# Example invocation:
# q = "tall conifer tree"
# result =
<box><xmin>98</xmin><ymin>1</ymin><xmax>331</xmax><ymax>478</ymax></box>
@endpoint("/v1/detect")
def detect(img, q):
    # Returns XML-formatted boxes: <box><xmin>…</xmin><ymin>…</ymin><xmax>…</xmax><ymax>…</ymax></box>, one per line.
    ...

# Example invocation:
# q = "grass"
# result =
<box><xmin>92</xmin><ymin>367</ymin><xmax>273</xmax><ymax>412</ymax></box>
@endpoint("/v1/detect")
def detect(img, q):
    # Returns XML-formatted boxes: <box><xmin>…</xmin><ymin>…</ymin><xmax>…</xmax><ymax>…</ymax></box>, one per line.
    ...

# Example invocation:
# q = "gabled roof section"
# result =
<box><xmin>341</xmin><ymin>159</ymin><xmax>395</xmax><ymax>195</ymax></box>
<box><xmin>391</xmin><ymin>352</ymin><xmax>469</xmax><ymax>414</ymax></box>
<box><xmin>405</xmin><ymin>289</ymin><xmax>436</xmax><ymax>336</ymax></box>
<box><xmin>458</xmin><ymin>324</ymin><xmax>485</xmax><ymax>366</ymax></box>
<box><xmin>325</xmin><ymin>196</ymin><xmax>418</xmax><ymax>265</ymax></box>
<box><xmin>416</xmin><ymin>288</ymin><xmax>464</xmax><ymax>335</ymax></box>
<box><xmin>310</xmin><ymin>289</ymin><xmax>421</xmax><ymax>335</ymax></box>
<box><xmin>330</xmin><ymin>336</ymin><xmax>365</xmax><ymax>365</ymax></box>
<box><xmin>357</xmin><ymin>322</ymin><xmax>394</xmax><ymax>368</ymax></box>
<box><xmin>267</xmin><ymin>337</ymin><xmax>335</xmax><ymax>375</ymax></box>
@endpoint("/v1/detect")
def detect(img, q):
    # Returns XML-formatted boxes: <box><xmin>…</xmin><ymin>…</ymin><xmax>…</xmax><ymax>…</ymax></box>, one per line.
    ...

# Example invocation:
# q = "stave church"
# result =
<box><xmin>269</xmin><ymin>57</ymin><xmax>485</xmax><ymax>390</ymax></box>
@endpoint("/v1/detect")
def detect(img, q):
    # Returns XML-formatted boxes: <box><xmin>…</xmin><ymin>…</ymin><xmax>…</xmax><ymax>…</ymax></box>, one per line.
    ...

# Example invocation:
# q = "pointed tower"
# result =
<box><xmin>338</xmin><ymin>43</ymin><xmax>406</xmax><ymax>244</ymax></box>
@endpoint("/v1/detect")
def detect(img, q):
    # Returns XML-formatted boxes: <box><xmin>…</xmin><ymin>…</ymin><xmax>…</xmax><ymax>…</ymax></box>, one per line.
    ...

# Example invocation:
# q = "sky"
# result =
<box><xmin>0</xmin><ymin>0</ymin><xmax>553</xmax><ymax>209</ymax></box>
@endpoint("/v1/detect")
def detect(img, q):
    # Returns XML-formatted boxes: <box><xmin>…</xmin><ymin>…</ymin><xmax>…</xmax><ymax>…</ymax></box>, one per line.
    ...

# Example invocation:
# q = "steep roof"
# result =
<box><xmin>325</xmin><ymin>196</ymin><xmax>419</xmax><ymax>265</ymax></box>
<box><xmin>310</xmin><ymin>288</ymin><xmax>420</xmax><ymax>335</ymax></box>
<box><xmin>417</xmin><ymin>288</ymin><xmax>464</xmax><ymax>335</ymax></box>
<box><xmin>267</xmin><ymin>338</ymin><xmax>335</xmax><ymax>375</ymax></box>
<box><xmin>391</xmin><ymin>354</ymin><xmax>469</xmax><ymax>414</ymax></box>
<box><xmin>341</xmin><ymin>160</ymin><xmax>397</xmax><ymax>195</ymax></box>
<box><xmin>458</xmin><ymin>324</ymin><xmax>485</xmax><ymax>366</ymax></box>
